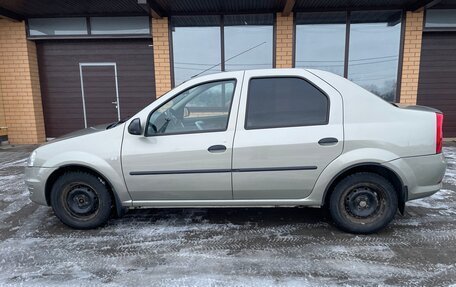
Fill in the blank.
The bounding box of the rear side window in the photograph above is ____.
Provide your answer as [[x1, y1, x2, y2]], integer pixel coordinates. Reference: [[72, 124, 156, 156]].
[[245, 77, 329, 129]]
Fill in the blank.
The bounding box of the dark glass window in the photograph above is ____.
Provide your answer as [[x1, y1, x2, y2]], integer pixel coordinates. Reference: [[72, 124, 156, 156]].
[[172, 16, 221, 86], [224, 14, 273, 71], [171, 15, 273, 85], [90, 17, 149, 35], [348, 11, 402, 102], [28, 17, 150, 37], [295, 12, 346, 76], [246, 77, 328, 129], [425, 9, 456, 28], [28, 18, 88, 36]]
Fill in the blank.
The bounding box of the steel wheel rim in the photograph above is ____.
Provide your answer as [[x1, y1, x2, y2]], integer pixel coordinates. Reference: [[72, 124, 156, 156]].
[[340, 183, 387, 224], [62, 182, 100, 220]]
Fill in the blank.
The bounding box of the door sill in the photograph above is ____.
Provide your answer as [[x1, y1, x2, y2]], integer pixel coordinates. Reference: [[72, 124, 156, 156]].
[[125, 198, 321, 209]]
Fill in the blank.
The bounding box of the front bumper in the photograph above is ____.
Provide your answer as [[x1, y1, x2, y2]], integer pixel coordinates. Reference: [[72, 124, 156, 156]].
[[25, 166, 57, 206]]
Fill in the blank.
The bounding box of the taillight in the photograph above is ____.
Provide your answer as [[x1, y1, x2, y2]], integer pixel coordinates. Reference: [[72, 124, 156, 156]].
[[436, 113, 443, 154]]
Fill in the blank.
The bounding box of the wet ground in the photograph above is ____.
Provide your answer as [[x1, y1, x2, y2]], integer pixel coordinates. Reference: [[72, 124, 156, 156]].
[[0, 144, 455, 286]]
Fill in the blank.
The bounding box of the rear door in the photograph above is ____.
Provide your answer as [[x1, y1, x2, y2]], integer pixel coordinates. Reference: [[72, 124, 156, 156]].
[[232, 69, 343, 199]]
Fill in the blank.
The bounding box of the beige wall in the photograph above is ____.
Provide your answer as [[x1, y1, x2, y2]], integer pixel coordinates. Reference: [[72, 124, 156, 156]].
[[151, 17, 172, 98], [275, 13, 294, 68], [0, 19, 45, 144], [399, 11, 424, 105]]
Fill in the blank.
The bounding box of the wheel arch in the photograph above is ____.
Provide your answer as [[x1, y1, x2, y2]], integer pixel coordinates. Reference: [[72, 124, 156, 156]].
[[45, 164, 124, 217], [322, 162, 407, 214]]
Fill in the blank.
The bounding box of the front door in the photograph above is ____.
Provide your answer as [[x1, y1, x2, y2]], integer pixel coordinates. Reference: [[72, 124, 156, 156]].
[[79, 63, 120, 127], [121, 76, 242, 201], [232, 70, 344, 200]]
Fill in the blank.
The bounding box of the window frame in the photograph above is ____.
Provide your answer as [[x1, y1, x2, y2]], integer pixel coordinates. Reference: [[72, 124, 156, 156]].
[[145, 78, 237, 137], [244, 76, 330, 131]]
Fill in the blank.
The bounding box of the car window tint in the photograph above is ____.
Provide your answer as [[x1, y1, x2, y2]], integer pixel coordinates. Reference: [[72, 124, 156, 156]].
[[245, 77, 329, 129], [147, 80, 236, 136]]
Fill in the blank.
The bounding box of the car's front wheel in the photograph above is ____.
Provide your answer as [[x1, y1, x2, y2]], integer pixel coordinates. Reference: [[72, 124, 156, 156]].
[[329, 172, 398, 234], [50, 172, 112, 229]]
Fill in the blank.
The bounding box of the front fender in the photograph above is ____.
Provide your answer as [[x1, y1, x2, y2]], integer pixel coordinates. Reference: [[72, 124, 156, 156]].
[[305, 148, 401, 205], [41, 151, 132, 204]]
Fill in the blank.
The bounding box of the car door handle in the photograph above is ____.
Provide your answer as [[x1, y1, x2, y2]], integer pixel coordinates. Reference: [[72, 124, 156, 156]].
[[318, 137, 338, 145], [208, 145, 227, 153]]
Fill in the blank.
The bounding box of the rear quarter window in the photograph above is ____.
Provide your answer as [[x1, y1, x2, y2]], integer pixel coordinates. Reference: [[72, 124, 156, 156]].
[[245, 77, 329, 129]]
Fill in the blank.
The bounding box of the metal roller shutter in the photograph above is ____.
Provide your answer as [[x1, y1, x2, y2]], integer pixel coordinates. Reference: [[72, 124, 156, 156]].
[[36, 39, 156, 138], [417, 32, 456, 137]]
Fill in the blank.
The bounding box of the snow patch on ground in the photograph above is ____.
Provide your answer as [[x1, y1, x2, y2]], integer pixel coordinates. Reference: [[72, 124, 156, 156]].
[[407, 189, 455, 211], [0, 158, 30, 225], [443, 146, 456, 185]]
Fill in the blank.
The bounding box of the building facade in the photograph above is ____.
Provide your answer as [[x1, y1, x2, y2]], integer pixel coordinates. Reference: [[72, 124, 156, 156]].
[[0, 0, 455, 143]]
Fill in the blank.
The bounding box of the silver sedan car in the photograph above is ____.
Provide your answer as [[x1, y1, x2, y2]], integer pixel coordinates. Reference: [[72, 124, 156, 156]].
[[25, 69, 446, 234]]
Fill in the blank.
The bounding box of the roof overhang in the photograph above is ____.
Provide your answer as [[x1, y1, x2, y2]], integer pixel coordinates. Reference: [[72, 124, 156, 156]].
[[0, 0, 448, 20]]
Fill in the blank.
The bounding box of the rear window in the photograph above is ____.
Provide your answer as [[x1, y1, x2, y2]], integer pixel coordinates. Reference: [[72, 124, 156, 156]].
[[245, 77, 329, 129]]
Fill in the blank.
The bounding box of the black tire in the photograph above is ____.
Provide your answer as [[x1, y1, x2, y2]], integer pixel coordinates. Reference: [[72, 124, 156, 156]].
[[329, 172, 398, 234], [50, 172, 112, 229]]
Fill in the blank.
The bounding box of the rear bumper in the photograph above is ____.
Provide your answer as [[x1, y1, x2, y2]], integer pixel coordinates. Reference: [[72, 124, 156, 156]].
[[385, 153, 446, 201], [25, 166, 57, 206]]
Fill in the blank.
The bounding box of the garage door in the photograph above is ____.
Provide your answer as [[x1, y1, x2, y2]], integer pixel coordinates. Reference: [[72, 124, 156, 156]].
[[417, 32, 456, 137], [37, 39, 156, 138]]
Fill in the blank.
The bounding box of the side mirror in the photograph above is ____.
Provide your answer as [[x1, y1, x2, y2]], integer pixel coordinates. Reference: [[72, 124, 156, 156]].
[[128, 118, 142, 135]]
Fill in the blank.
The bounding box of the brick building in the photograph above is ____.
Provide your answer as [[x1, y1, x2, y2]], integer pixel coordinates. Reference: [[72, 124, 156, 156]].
[[0, 0, 455, 144]]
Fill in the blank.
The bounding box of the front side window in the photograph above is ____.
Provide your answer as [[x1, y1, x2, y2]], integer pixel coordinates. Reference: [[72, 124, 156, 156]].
[[147, 80, 236, 136], [245, 77, 329, 130]]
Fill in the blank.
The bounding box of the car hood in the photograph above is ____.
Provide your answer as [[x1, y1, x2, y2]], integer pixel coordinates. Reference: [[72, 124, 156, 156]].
[[44, 124, 112, 144]]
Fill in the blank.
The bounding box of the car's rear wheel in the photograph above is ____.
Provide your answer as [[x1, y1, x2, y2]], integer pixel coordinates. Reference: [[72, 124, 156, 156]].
[[50, 172, 112, 229], [329, 172, 398, 234]]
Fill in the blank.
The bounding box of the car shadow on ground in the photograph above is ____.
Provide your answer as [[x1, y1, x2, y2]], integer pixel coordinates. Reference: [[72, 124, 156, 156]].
[[121, 206, 332, 226]]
